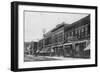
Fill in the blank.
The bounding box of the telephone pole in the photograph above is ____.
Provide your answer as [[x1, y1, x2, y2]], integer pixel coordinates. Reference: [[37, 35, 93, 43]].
[[42, 28, 46, 49]]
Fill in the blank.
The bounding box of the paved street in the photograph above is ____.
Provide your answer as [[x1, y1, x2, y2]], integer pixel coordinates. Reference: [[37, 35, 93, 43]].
[[24, 55, 60, 62], [24, 55, 85, 62]]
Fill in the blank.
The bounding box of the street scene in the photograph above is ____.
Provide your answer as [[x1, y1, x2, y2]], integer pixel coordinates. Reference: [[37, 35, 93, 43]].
[[24, 11, 90, 62]]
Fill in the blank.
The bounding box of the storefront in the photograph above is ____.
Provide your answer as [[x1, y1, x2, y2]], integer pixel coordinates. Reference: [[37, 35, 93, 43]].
[[63, 40, 90, 58], [51, 45, 64, 56], [74, 40, 90, 58], [63, 43, 74, 57]]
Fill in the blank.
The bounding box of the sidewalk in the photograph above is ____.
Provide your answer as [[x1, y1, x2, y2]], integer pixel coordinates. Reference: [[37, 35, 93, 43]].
[[43, 56, 84, 60], [25, 55, 86, 61]]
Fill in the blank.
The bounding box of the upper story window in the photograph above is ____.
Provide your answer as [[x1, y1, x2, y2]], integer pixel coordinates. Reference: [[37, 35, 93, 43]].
[[72, 31, 73, 36], [85, 27, 87, 31], [82, 28, 84, 32], [75, 30, 77, 34], [78, 29, 80, 35]]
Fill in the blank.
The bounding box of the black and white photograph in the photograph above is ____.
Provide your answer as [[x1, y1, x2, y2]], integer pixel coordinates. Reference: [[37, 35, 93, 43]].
[[24, 11, 91, 62], [11, 1, 97, 71]]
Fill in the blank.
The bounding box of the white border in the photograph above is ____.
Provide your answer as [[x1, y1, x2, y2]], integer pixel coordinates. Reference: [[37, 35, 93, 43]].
[[18, 5, 96, 68]]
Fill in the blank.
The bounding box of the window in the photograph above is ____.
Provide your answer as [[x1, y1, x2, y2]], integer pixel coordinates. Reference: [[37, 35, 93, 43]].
[[82, 28, 84, 32], [85, 27, 87, 31], [75, 30, 77, 34], [72, 31, 73, 36], [78, 30, 80, 35], [70, 32, 72, 36], [67, 33, 70, 37]]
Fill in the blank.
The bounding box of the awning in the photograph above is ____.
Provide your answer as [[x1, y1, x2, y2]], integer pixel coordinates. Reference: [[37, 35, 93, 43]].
[[75, 40, 89, 44], [64, 40, 89, 46], [84, 44, 90, 51], [64, 43, 72, 45], [40, 47, 52, 53]]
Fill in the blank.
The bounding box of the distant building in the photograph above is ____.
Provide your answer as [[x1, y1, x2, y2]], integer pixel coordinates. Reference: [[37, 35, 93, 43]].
[[44, 31, 52, 46], [24, 41, 38, 55], [30, 41, 38, 54], [37, 39, 44, 52], [24, 42, 31, 55]]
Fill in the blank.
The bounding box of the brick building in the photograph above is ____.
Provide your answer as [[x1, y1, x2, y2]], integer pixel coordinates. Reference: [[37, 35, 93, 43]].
[[64, 15, 90, 43], [38, 15, 90, 58], [30, 41, 38, 55], [24, 41, 38, 55], [64, 15, 90, 57], [37, 39, 44, 52], [51, 22, 69, 56]]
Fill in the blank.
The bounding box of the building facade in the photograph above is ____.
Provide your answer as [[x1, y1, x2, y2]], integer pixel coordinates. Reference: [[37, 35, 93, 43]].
[[51, 23, 65, 45], [41, 31, 52, 54], [30, 41, 38, 55], [37, 39, 44, 52], [37, 15, 90, 58], [51, 23, 67, 56], [64, 15, 90, 57], [24, 41, 38, 55], [24, 42, 31, 55], [64, 15, 90, 43]]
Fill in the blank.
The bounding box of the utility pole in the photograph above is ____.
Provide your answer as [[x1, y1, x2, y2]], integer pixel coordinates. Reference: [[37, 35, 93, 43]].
[[42, 28, 46, 49]]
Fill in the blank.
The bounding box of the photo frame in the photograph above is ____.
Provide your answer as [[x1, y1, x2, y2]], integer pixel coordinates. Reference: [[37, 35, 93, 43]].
[[11, 1, 98, 72]]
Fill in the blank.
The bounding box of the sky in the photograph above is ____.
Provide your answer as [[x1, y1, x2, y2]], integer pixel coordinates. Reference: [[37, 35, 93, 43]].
[[24, 11, 89, 42]]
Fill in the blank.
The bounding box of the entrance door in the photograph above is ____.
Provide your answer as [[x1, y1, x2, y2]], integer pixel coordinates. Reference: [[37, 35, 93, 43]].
[[64, 45, 73, 57]]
